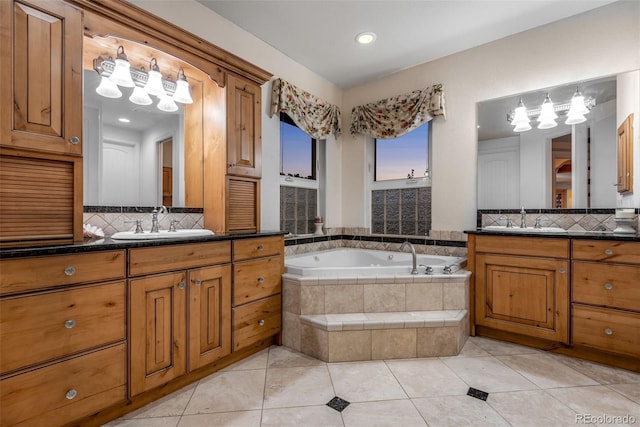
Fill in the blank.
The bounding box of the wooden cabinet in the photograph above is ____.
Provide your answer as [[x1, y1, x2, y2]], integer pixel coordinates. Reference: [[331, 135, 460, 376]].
[[128, 241, 232, 396], [617, 113, 634, 193], [226, 74, 262, 178], [571, 239, 640, 358], [0, 250, 127, 426], [471, 235, 569, 343], [0, 0, 84, 244], [232, 236, 283, 351]]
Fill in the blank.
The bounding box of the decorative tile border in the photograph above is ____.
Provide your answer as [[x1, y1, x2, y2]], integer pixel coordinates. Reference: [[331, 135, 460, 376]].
[[83, 211, 204, 236]]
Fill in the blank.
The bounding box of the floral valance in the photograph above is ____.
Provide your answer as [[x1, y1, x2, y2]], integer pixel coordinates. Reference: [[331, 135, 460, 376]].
[[350, 84, 445, 139], [270, 78, 341, 139]]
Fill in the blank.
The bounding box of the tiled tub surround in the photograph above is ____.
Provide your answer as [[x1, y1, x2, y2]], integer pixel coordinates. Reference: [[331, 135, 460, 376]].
[[478, 208, 640, 232], [83, 206, 204, 236], [282, 265, 470, 362]]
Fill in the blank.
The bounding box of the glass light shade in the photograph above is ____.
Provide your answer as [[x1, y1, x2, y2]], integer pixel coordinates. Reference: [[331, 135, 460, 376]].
[[565, 112, 587, 125], [157, 93, 178, 112], [96, 76, 122, 98], [109, 58, 135, 87], [172, 78, 193, 104], [129, 86, 153, 106], [145, 69, 165, 97], [537, 95, 557, 129], [513, 121, 532, 132], [510, 99, 530, 127]]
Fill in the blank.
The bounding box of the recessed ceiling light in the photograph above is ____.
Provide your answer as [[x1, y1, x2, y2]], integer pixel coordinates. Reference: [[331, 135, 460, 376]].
[[355, 32, 376, 45], [118, 117, 130, 123]]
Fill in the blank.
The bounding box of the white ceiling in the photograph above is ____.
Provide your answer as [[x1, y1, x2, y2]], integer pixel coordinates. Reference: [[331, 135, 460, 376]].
[[195, 0, 616, 89]]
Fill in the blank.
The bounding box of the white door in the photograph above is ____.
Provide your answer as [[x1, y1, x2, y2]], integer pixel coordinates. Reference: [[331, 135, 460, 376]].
[[102, 140, 140, 205]]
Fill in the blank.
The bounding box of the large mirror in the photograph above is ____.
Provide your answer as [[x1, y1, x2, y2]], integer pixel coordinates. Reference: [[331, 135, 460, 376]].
[[476, 74, 629, 209], [82, 36, 207, 209]]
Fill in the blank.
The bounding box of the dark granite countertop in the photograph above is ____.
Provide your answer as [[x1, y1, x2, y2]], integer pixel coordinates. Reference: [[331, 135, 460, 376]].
[[0, 231, 287, 259], [465, 228, 640, 242]]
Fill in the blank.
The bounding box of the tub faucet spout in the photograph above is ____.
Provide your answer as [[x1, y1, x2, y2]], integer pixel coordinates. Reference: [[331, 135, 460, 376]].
[[400, 241, 419, 275]]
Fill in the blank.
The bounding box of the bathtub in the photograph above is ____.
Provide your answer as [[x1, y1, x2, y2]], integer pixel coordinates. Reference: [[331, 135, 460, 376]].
[[285, 247, 465, 277]]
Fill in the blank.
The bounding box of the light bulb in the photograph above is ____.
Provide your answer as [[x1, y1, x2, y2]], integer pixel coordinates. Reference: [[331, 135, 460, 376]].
[[96, 76, 122, 98]]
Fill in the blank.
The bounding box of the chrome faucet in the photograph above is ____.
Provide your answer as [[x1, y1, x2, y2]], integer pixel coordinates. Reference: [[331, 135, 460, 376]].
[[150, 206, 167, 233], [400, 241, 419, 275], [419, 264, 434, 275], [520, 206, 527, 228]]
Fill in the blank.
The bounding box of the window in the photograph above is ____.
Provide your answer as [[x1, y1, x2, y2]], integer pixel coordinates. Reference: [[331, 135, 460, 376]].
[[280, 112, 316, 180], [375, 122, 429, 181]]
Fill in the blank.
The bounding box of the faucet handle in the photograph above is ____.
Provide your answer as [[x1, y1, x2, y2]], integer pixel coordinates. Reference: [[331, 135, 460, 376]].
[[534, 217, 542, 229], [419, 264, 434, 275], [169, 219, 179, 232], [443, 265, 453, 274], [124, 219, 144, 234]]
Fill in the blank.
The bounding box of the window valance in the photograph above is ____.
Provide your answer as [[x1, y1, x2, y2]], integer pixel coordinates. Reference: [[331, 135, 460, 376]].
[[350, 84, 445, 139], [270, 78, 341, 139]]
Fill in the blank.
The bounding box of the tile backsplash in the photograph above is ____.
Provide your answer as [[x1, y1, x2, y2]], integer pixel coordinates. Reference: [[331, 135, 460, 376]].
[[83, 206, 204, 236]]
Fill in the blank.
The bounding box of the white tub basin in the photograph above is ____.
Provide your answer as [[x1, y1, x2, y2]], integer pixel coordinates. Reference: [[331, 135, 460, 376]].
[[482, 225, 567, 233], [110, 229, 214, 240]]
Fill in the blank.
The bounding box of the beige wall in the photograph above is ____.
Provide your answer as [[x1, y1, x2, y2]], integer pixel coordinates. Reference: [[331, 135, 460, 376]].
[[132, 0, 640, 233]]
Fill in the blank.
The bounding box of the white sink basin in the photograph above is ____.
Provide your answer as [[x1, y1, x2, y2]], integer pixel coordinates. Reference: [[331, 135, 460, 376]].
[[110, 229, 215, 240], [482, 225, 567, 233]]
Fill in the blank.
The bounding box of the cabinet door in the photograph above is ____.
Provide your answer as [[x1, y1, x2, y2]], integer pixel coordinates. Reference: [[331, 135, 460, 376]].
[[130, 272, 187, 396], [475, 253, 569, 343], [1, 0, 83, 155], [188, 265, 232, 371], [227, 74, 261, 178]]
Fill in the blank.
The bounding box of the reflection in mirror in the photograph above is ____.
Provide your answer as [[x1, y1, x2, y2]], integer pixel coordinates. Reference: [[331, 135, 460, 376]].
[[477, 75, 619, 209], [82, 36, 205, 209]]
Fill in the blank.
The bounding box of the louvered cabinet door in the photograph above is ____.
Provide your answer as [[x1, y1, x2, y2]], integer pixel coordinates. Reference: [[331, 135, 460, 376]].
[[226, 176, 260, 233]]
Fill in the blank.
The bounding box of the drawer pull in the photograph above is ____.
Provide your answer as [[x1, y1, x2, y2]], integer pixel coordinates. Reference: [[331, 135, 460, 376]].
[[178, 282, 186, 289], [558, 268, 566, 274], [65, 389, 77, 400], [258, 319, 265, 326], [604, 248, 613, 255], [194, 279, 202, 286], [64, 319, 76, 329], [604, 282, 613, 290], [257, 245, 264, 251], [257, 277, 265, 283], [604, 328, 613, 336], [64, 266, 76, 276], [69, 136, 80, 145]]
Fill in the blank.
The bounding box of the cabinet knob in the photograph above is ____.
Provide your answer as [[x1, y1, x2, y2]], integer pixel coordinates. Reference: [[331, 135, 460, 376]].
[[258, 319, 265, 326], [257, 276, 265, 283], [604, 248, 613, 255], [257, 245, 264, 251], [64, 319, 76, 329], [604, 328, 613, 336], [604, 282, 613, 290], [65, 389, 77, 400], [64, 266, 76, 276], [194, 279, 202, 286], [178, 282, 186, 289], [69, 136, 80, 145], [558, 268, 566, 274]]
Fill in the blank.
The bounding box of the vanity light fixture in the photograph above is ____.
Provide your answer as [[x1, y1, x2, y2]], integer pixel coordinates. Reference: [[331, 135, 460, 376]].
[[157, 91, 179, 112], [118, 117, 130, 123], [144, 58, 166, 98], [508, 90, 595, 132], [355, 31, 376, 45], [109, 46, 135, 88], [537, 93, 558, 129], [172, 68, 193, 104], [95, 74, 122, 98]]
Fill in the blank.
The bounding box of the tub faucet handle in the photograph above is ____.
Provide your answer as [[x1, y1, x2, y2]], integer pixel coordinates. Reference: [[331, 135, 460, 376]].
[[419, 264, 434, 275], [443, 265, 453, 274]]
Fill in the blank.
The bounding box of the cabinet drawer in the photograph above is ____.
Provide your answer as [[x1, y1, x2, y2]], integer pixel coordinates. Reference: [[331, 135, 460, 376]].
[[475, 235, 568, 259], [573, 305, 640, 357], [234, 256, 282, 305], [572, 240, 640, 264], [233, 295, 281, 350], [233, 236, 283, 261], [572, 262, 640, 312], [129, 241, 231, 276], [0, 250, 125, 295], [0, 344, 126, 427], [1, 281, 126, 374]]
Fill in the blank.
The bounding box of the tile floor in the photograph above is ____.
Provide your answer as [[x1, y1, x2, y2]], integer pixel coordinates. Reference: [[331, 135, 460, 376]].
[[105, 336, 640, 427]]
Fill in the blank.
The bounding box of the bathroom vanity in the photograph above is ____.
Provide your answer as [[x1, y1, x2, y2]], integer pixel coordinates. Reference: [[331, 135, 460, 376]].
[[467, 230, 640, 372], [0, 233, 284, 426]]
